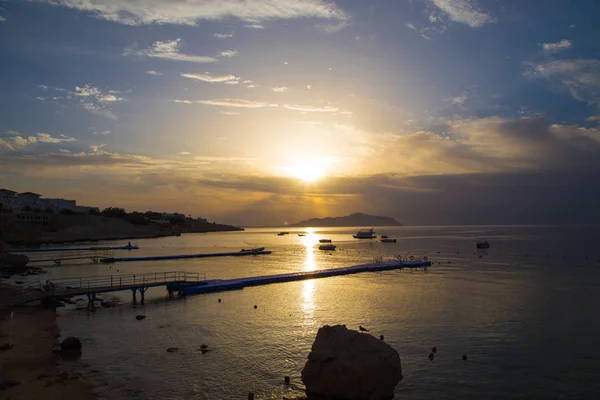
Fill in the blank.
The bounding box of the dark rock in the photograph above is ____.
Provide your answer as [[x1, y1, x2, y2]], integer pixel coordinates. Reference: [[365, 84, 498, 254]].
[[0, 380, 21, 390], [0, 343, 14, 351], [15, 280, 25, 284], [60, 336, 82, 355], [55, 301, 66, 308], [135, 315, 146, 320], [302, 324, 402, 400], [166, 347, 178, 353], [100, 300, 117, 308]]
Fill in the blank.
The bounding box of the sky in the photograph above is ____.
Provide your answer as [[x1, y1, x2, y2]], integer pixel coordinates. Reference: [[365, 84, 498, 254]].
[[1, 0, 600, 226]]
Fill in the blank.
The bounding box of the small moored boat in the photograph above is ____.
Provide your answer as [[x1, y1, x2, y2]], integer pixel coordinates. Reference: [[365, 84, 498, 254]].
[[298, 233, 306, 237], [381, 235, 389, 239], [319, 244, 337, 251], [353, 228, 377, 239], [319, 239, 332, 243], [381, 238, 396, 243], [475, 241, 490, 249]]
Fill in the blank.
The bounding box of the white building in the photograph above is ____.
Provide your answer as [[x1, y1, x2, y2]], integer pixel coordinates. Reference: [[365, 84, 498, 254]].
[[45, 198, 77, 213], [0, 188, 93, 214]]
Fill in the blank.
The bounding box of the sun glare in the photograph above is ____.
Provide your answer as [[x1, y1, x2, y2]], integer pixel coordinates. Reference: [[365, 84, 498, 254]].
[[281, 157, 336, 182]]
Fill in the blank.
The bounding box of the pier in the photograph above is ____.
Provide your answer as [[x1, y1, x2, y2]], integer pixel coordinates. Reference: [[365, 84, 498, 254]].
[[0, 271, 203, 309], [0, 259, 430, 310], [26, 250, 114, 266], [183, 259, 431, 294], [9, 245, 139, 253], [100, 249, 272, 263]]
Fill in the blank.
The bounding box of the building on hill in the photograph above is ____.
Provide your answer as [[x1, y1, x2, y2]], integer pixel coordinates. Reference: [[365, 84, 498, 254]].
[[0, 188, 95, 214]]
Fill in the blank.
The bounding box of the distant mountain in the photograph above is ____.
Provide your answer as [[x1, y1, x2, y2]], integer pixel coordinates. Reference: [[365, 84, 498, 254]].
[[289, 213, 403, 227]]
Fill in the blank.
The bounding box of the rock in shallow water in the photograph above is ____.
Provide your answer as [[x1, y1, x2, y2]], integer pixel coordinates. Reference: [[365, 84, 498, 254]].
[[301, 324, 402, 400], [60, 337, 82, 356]]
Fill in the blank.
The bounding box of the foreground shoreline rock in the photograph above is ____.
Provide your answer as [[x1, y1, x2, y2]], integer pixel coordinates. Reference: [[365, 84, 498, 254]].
[[301, 325, 403, 400]]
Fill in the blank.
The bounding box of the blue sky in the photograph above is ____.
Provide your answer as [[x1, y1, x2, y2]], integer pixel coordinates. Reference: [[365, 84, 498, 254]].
[[1, 0, 600, 225]]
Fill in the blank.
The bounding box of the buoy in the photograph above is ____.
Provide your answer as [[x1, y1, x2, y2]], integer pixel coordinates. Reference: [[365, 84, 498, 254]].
[[432, 346, 437, 353], [380, 335, 384, 341], [218, 298, 221, 303], [254, 305, 257, 309], [462, 354, 468, 361], [248, 392, 254, 400], [284, 376, 290, 384], [428, 352, 434, 361]]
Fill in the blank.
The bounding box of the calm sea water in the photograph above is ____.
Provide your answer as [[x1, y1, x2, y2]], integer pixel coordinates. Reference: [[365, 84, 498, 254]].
[[31, 226, 600, 399]]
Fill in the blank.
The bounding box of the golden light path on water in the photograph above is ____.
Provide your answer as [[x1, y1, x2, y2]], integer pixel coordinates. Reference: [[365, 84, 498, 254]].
[[301, 228, 318, 332]]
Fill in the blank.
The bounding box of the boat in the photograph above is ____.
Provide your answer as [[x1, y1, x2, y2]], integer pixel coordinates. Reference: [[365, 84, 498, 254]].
[[475, 241, 490, 249], [240, 247, 265, 253], [353, 228, 376, 239], [298, 233, 306, 237], [318, 244, 337, 251], [277, 232, 289, 236], [381, 235, 389, 239], [381, 238, 396, 243], [319, 239, 332, 243]]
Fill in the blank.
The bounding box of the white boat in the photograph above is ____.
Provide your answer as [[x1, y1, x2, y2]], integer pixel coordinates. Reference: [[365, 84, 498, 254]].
[[319, 239, 332, 243], [475, 241, 490, 249], [240, 247, 265, 253], [319, 244, 336, 251], [381, 238, 396, 243], [353, 228, 376, 239]]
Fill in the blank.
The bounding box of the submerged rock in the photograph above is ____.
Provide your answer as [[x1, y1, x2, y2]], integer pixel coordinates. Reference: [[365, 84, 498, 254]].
[[135, 315, 146, 320], [166, 347, 178, 353], [301, 324, 402, 400], [60, 336, 82, 356]]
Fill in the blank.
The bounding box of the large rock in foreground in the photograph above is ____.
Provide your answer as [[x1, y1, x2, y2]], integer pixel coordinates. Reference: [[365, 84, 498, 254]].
[[60, 336, 82, 356], [301, 325, 402, 400]]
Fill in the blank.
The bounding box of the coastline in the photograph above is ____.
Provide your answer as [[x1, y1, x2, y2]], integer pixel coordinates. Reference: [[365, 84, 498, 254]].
[[0, 289, 96, 399]]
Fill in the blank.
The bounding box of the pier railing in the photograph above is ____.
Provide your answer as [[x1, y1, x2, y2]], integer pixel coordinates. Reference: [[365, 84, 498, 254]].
[[45, 271, 204, 293]]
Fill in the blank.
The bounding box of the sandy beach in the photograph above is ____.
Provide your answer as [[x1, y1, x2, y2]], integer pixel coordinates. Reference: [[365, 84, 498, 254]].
[[0, 285, 96, 400]]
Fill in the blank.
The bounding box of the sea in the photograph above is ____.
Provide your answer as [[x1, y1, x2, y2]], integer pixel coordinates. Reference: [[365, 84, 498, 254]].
[[15, 225, 600, 399]]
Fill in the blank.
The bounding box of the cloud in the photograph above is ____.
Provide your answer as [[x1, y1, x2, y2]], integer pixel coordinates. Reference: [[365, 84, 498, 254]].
[[181, 72, 240, 84], [307, 85, 312, 89], [194, 156, 259, 162], [221, 111, 240, 115], [89, 144, 106, 153], [527, 59, 600, 104], [178, 151, 191, 155], [38, 85, 48, 90], [40, 0, 347, 26], [82, 103, 117, 120], [429, 0, 495, 28], [214, 33, 234, 38], [127, 39, 217, 63], [0, 133, 76, 151], [196, 99, 272, 108], [219, 50, 238, 57], [272, 86, 288, 93], [170, 100, 194, 104], [246, 24, 265, 29], [284, 104, 338, 112], [37, 133, 77, 143], [93, 130, 111, 135], [247, 85, 257, 89], [540, 39, 572, 54], [146, 70, 163, 75], [317, 21, 349, 33]]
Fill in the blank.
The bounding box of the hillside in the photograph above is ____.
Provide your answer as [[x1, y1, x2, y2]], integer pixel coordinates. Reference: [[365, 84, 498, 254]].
[[289, 213, 403, 227]]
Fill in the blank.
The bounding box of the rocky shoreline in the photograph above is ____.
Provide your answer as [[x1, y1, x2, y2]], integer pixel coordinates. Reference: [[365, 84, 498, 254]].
[[0, 285, 97, 400]]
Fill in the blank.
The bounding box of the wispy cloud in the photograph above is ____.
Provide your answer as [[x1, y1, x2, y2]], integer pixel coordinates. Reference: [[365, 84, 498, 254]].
[[194, 156, 260, 162], [429, 0, 495, 28], [196, 99, 272, 108], [540, 39, 572, 54], [146, 70, 163, 75], [272, 86, 288, 93], [246, 24, 266, 29], [93, 130, 111, 135], [82, 103, 117, 120], [284, 104, 338, 112], [40, 0, 347, 26], [219, 50, 238, 58], [527, 59, 600, 104], [221, 111, 240, 115], [37, 133, 77, 144], [126, 39, 217, 63], [178, 151, 191, 155], [74, 85, 124, 102], [181, 73, 240, 84], [214, 33, 234, 39], [89, 144, 106, 154]]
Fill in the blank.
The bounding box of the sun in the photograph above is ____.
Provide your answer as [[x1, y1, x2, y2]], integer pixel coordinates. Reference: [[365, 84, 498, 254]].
[[289, 164, 326, 182]]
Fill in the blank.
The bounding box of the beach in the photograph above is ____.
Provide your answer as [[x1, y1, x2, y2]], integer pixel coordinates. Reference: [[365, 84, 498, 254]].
[[0, 285, 96, 400]]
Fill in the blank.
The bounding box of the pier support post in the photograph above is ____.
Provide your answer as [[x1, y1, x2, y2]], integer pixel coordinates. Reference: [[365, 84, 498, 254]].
[[138, 287, 148, 304], [86, 293, 96, 310], [132, 289, 137, 304], [166, 284, 174, 299]]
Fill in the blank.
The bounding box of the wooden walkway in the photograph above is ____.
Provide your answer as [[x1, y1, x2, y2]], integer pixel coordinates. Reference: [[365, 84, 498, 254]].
[[0, 271, 203, 309]]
